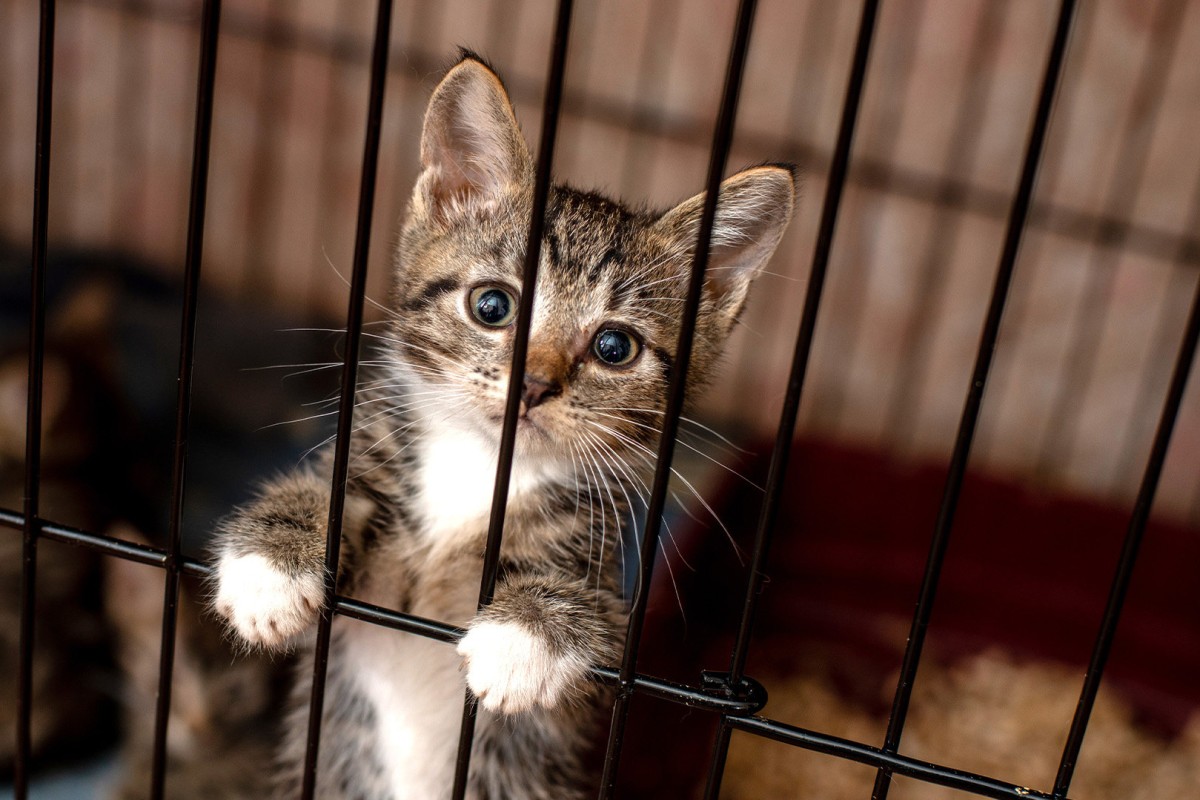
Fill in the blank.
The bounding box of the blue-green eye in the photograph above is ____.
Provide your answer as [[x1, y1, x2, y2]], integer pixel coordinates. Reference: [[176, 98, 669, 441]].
[[469, 286, 517, 327], [593, 328, 640, 367]]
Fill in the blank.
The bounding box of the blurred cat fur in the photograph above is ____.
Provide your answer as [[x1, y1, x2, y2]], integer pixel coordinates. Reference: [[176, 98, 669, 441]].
[[210, 51, 796, 799], [0, 280, 131, 775], [104, 525, 289, 800]]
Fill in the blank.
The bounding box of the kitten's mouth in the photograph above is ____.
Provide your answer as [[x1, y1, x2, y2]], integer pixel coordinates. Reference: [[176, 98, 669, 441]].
[[486, 411, 547, 438]]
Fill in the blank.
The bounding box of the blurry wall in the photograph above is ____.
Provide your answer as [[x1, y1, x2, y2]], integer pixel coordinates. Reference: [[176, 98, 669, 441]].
[[1, 0, 1197, 525]]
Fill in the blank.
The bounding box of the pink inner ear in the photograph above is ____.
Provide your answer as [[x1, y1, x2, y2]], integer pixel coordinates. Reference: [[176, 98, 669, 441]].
[[417, 63, 531, 222]]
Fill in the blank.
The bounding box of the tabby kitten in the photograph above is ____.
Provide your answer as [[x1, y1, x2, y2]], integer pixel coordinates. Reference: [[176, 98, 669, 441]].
[[211, 52, 795, 800]]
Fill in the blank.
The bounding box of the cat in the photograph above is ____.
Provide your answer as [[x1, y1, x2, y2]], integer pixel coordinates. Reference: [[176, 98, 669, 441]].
[[210, 51, 795, 800], [0, 278, 130, 778], [104, 525, 289, 800]]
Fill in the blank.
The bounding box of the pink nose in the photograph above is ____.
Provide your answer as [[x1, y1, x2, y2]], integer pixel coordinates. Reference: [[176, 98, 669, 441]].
[[521, 376, 562, 411]]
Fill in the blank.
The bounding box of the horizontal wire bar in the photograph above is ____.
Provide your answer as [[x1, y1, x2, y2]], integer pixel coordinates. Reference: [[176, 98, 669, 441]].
[[64, 0, 1200, 273], [872, 2, 1078, 797], [0, 513, 768, 718], [0, 507, 1142, 799], [728, 715, 1066, 800]]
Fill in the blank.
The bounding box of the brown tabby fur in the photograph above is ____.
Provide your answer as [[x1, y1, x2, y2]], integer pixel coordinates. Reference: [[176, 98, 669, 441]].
[[210, 51, 795, 799]]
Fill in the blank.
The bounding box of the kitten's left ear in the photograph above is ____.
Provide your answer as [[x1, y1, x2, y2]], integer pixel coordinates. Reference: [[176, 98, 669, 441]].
[[413, 52, 533, 225], [655, 165, 797, 320]]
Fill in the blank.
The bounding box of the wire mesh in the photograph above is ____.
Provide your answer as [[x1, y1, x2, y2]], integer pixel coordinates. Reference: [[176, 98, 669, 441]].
[[5, 1, 1200, 799]]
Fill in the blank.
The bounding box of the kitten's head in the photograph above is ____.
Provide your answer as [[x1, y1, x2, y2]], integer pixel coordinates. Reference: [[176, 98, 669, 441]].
[[389, 52, 795, 466]]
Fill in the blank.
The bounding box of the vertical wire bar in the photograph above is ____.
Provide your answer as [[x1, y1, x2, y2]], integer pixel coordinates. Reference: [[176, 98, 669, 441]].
[[14, 2, 55, 797], [1033, 0, 1186, 483], [149, 2, 222, 797], [596, 1, 760, 795], [1051, 277, 1200, 796], [449, 4, 575, 795], [869, 3, 1077, 798], [299, 1, 392, 796], [700, 1, 881, 796]]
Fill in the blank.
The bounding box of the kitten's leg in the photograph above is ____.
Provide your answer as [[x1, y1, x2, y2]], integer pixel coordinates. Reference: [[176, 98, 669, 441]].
[[212, 471, 373, 649], [457, 575, 623, 714]]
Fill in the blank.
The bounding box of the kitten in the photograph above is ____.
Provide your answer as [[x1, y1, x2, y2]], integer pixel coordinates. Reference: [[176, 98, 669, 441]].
[[104, 525, 288, 800], [211, 51, 795, 800]]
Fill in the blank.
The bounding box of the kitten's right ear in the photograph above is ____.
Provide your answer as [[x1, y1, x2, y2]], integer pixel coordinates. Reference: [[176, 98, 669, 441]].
[[414, 53, 533, 225]]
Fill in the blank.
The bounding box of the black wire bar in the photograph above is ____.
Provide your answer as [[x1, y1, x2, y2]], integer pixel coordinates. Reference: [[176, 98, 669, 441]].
[[596, 1, 760, 795], [701, 0, 880, 796], [730, 715, 1060, 800], [2, 502, 1155, 800], [1051, 275, 1200, 795], [0, 505, 771, 720], [449, 3, 574, 796], [14, 2, 56, 798], [148, 2, 222, 797], [298, 1, 391, 797], [871, 2, 1077, 798]]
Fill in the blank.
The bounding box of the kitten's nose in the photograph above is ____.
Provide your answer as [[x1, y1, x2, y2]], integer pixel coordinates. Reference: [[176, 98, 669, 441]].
[[521, 375, 562, 412]]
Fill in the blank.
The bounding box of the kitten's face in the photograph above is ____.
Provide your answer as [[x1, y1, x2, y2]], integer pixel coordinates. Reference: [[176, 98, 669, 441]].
[[386, 55, 795, 469], [390, 188, 701, 464]]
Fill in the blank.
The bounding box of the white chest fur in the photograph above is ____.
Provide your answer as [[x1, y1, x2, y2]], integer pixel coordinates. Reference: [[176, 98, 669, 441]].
[[334, 423, 570, 798], [412, 423, 566, 545]]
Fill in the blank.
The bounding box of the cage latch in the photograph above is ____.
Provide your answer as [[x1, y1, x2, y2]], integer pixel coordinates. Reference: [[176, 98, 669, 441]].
[[701, 670, 768, 716]]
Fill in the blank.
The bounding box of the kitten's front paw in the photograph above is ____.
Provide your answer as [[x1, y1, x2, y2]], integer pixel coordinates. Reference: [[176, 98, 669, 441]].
[[213, 553, 324, 649], [456, 620, 588, 714]]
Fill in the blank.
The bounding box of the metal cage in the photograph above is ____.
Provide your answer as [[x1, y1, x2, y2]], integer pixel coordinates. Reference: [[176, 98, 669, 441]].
[[6, 1, 1200, 799]]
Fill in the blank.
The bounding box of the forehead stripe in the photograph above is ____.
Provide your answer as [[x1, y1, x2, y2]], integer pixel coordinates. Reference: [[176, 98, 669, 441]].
[[402, 277, 460, 311], [590, 246, 623, 284]]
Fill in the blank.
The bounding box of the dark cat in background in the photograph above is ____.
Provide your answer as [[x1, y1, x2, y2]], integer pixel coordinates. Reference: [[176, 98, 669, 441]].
[[0, 279, 131, 777]]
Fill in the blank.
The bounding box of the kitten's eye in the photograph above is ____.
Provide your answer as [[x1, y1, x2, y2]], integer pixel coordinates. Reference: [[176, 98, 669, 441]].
[[469, 286, 517, 328], [593, 328, 640, 367]]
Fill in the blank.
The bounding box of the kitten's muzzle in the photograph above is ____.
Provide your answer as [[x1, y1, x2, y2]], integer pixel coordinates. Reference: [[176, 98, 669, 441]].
[[520, 375, 562, 414]]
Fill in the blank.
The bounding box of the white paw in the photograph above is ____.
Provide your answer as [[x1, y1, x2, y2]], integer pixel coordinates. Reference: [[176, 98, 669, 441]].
[[456, 620, 587, 714], [213, 553, 324, 648]]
